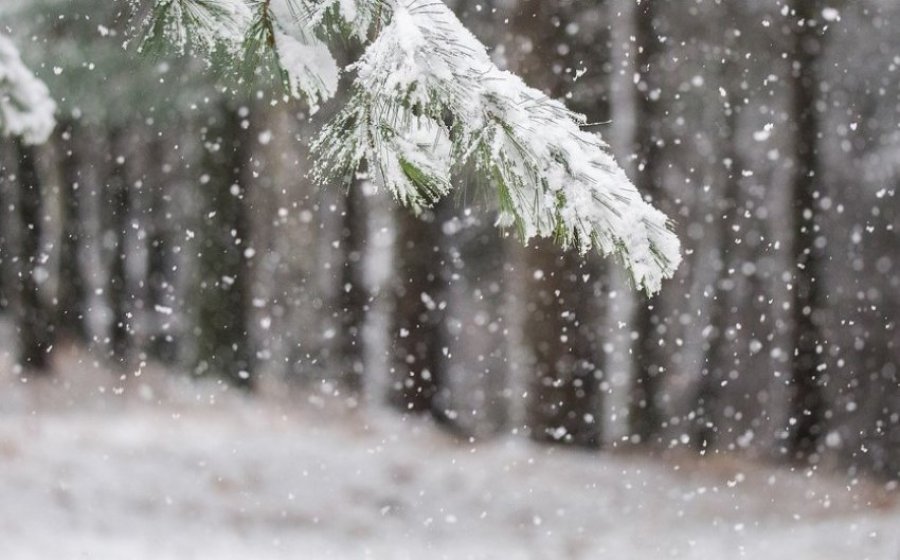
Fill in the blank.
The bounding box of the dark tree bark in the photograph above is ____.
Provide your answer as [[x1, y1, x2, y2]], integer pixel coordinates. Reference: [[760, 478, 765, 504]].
[[694, 126, 742, 451], [524, 243, 605, 448], [442, 211, 510, 437], [106, 129, 133, 366], [786, 0, 829, 461], [195, 108, 255, 389], [504, 0, 609, 448], [693, 24, 746, 452], [144, 141, 179, 364], [336, 182, 368, 392], [628, 0, 671, 445], [0, 152, 10, 313], [389, 207, 445, 414], [55, 123, 89, 343], [12, 140, 54, 372]]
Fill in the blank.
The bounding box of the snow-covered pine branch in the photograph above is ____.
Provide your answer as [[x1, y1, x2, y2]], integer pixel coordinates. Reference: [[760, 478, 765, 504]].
[[0, 34, 56, 145], [133, 0, 682, 293]]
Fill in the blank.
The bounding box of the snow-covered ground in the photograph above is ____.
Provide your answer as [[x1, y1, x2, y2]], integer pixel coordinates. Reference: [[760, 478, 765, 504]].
[[0, 346, 898, 560]]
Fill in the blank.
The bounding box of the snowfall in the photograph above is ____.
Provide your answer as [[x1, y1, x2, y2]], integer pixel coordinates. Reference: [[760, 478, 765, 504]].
[[1, 336, 898, 559]]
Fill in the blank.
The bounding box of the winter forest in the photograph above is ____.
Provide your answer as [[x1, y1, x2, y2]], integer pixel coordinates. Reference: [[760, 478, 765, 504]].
[[0, 0, 899, 557]]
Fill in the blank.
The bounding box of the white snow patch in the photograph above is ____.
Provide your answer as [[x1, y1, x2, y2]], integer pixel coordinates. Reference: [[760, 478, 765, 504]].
[[0, 34, 56, 144], [0, 341, 897, 559]]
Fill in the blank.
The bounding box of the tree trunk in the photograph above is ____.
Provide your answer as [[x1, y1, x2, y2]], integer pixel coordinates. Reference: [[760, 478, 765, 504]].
[[389, 207, 445, 414], [0, 150, 10, 313], [629, 0, 670, 445], [13, 140, 54, 372], [502, 0, 610, 448], [195, 108, 255, 389], [336, 182, 368, 393], [786, 0, 828, 461], [144, 139, 179, 364], [524, 242, 605, 448], [105, 129, 133, 366], [55, 122, 89, 342], [693, 25, 746, 452], [695, 124, 743, 451]]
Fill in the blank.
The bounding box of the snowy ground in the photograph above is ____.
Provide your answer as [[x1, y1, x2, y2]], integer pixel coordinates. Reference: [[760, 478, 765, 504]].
[[1, 346, 899, 559]]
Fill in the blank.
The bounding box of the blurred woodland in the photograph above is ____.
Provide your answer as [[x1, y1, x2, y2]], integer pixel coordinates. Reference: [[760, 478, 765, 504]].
[[0, 0, 898, 480]]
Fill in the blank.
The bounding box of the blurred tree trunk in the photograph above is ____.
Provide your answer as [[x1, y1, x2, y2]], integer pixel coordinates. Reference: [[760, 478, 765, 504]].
[[863, 198, 900, 476], [195, 107, 255, 389], [524, 244, 604, 447], [629, 0, 669, 444], [442, 211, 510, 437], [504, 0, 608, 448], [55, 122, 89, 342], [384, 0, 494, 422], [389, 207, 445, 414], [0, 152, 10, 313], [786, 0, 828, 461], [13, 140, 54, 372], [144, 140, 178, 364], [693, 26, 745, 452], [694, 133, 740, 452], [336, 182, 368, 393], [106, 128, 133, 366]]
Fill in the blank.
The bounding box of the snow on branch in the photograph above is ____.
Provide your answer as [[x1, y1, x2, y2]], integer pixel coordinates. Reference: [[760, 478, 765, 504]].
[[315, 0, 681, 292], [245, 0, 340, 112], [133, 0, 682, 293], [135, 0, 342, 110], [137, 0, 252, 55], [0, 34, 56, 145]]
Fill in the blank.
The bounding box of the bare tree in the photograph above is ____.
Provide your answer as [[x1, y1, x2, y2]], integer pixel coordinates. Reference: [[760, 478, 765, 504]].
[[629, 0, 670, 444], [0, 149, 11, 314], [786, 0, 830, 461], [693, 16, 747, 452], [389, 207, 445, 414], [105, 128, 134, 365], [54, 122, 89, 342], [144, 139, 180, 363], [194, 106, 255, 389], [335, 183, 369, 392], [503, 0, 609, 448], [12, 140, 54, 372]]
